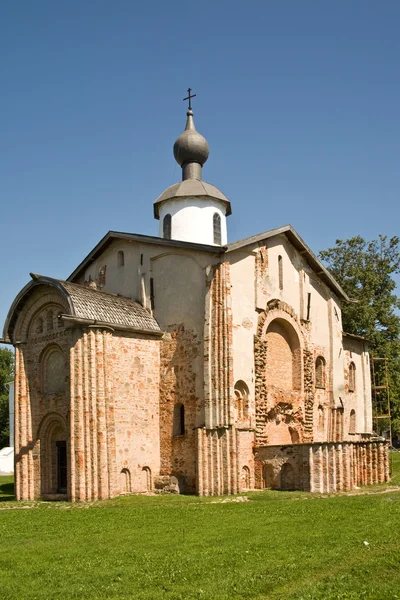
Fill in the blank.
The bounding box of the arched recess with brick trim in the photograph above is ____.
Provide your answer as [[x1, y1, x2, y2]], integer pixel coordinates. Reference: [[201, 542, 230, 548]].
[[254, 300, 308, 446], [36, 412, 69, 497]]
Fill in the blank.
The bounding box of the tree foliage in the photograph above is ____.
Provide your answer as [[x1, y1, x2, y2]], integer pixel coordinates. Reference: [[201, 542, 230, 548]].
[[0, 347, 14, 448], [319, 235, 400, 434]]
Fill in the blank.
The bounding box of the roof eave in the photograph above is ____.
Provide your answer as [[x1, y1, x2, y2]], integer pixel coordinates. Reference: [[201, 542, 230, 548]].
[[153, 195, 232, 219], [2, 275, 75, 343], [343, 331, 370, 344], [60, 314, 163, 338], [67, 231, 225, 282], [226, 225, 349, 302]]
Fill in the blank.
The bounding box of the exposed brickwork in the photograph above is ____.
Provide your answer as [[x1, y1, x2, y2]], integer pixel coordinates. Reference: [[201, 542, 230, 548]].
[[254, 300, 307, 446], [159, 325, 201, 494], [303, 348, 315, 442], [201, 262, 238, 496], [255, 246, 268, 310], [8, 240, 384, 501], [106, 333, 160, 496], [12, 285, 161, 501], [13, 289, 72, 501], [255, 441, 389, 492], [254, 335, 268, 445]]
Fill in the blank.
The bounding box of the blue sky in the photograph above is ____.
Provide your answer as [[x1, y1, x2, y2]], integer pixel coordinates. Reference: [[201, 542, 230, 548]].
[[1, 0, 399, 337]]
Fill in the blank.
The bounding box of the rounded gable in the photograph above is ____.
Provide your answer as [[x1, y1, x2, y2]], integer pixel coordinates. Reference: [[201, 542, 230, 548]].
[[3, 275, 161, 343]]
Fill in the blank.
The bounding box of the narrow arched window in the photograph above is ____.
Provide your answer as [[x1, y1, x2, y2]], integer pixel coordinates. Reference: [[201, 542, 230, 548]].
[[142, 466, 152, 491], [234, 380, 250, 420], [117, 250, 124, 267], [315, 356, 326, 389], [278, 255, 283, 290], [46, 310, 53, 332], [173, 403, 185, 436], [241, 466, 250, 490], [318, 405, 324, 430], [163, 214, 172, 239], [213, 213, 221, 245], [349, 362, 356, 392], [349, 410, 356, 434], [36, 317, 44, 334]]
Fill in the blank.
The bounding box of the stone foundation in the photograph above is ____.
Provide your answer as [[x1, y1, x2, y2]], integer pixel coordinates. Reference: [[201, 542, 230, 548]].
[[255, 441, 390, 493]]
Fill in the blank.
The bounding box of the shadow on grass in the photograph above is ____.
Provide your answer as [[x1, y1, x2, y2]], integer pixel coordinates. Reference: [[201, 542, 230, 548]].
[[0, 481, 15, 501]]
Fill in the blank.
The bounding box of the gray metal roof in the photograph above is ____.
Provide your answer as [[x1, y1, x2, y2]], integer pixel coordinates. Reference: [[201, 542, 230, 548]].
[[153, 179, 232, 218], [3, 275, 161, 343], [60, 280, 160, 332]]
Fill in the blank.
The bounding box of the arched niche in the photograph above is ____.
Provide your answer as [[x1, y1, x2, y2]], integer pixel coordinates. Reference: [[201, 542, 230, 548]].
[[40, 345, 65, 395], [265, 318, 302, 392], [318, 405, 325, 436], [120, 468, 131, 493], [142, 466, 152, 492], [315, 356, 326, 389], [25, 299, 68, 340], [234, 380, 250, 420], [349, 409, 356, 434], [241, 465, 250, 490], [280, 463, 295, 490], [262, 463, 275, 489]]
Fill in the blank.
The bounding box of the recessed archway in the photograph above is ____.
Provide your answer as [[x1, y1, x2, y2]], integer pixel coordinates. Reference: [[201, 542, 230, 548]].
[[37, 413, 68, 497], [265, 318, 301, 392]]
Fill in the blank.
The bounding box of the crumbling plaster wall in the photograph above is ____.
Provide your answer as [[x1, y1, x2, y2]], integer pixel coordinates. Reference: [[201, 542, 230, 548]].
[[151, 250, 220, 493], [76, 239, 224, 493], [228, 251, 257, 424], [343, 336, 372, 437], [227, 236, 361, 452], [79, 240, 142, 300]]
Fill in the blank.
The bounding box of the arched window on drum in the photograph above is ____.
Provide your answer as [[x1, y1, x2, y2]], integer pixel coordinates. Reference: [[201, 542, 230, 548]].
[[213, 213, 221, 245], [163, 214, 172, 240]]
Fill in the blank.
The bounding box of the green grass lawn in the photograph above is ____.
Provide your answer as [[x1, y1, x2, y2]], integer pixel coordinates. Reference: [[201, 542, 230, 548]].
[[0, 454, 400, 600]]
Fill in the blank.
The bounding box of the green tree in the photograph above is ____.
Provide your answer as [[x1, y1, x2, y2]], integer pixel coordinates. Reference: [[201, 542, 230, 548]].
[[0, 347, 14, 448], [319, 235, 400, 434]]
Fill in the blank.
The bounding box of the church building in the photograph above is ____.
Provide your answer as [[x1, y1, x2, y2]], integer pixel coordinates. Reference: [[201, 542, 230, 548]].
[[3, 95, 389, 500]]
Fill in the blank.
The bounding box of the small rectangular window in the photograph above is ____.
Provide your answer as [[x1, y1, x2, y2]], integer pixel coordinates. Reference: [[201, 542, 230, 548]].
[[150, 278, 155, 310]]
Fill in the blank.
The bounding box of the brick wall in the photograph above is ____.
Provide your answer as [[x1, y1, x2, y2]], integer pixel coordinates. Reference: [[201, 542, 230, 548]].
[[159, 325, 201, 494], [109, 333, 160, 495], [13, 287, 72, 500], [254, 441, 390, 492]]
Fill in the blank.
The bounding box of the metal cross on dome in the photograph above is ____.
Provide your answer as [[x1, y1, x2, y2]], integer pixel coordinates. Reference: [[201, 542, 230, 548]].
[[183, 88, 196, 110]]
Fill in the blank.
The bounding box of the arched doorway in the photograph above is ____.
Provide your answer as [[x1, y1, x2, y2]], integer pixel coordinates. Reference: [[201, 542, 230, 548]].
[[38, 413, 68, 496], [241, 466, 250, 490], [280, 463, 295, 490], [262, 463, 275, 489]]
